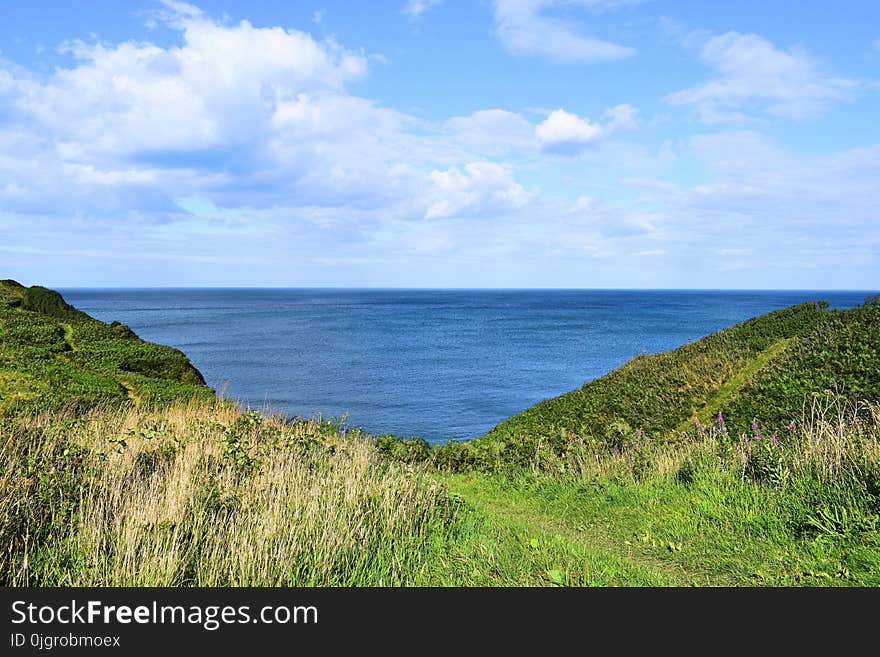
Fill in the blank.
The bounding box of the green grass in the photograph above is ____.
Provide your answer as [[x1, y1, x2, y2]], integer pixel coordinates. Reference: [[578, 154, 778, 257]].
[[5, 395, 876, 586], [432, 473, 688, 586], [2, 281, 878, 587], [442, 463, 880, 587], [0, 400, 464, 585], [722, 304, 880, 427], [439, 389, 880, 586]]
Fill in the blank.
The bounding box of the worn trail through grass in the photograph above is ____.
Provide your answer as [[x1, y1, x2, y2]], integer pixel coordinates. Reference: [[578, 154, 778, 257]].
[[61, 323, 77, 351], [441, 473, 746, 587], [685, 337, 795, 432]]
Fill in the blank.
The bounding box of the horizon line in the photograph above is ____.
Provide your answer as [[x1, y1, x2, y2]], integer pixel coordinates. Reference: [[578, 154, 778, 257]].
[[50, 285, 880, 293]]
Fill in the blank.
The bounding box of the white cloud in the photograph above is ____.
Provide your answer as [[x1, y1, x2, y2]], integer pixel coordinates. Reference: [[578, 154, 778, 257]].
[[535, 105, 637, 154], [603, 103, 639, 132], [403, 0, 443, 18], [6, 4, 562, 238], [0, 2, 640, 258], [536, 109, 604, 153], [424, 162, 532, 220], [492, 0, 635, 62], [159, 0, 203, 21], [656, 131, 880, 280], [447, 109, 536, 155], [0, 6, 414, 217], [668, 32, 856, 122], [572, 195, 598, 212], [11, 12, 368, 161], [562, 194, 658, 240]]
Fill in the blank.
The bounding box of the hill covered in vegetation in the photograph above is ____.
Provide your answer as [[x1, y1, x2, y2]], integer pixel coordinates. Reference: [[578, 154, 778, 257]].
[[0, 279, 212, 413], [428, 299, 880, 472], [1, 282, 878, 586]]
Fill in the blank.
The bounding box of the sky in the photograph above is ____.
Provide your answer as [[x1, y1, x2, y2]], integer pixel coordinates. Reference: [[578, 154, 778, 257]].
[[1, 0, 878, 288]]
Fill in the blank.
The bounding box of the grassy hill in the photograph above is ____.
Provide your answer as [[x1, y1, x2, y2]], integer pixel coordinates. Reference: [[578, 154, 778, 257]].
[[431, 299, 880, 471], [0, 279, 212, 413], [1, 282, 878, 586]]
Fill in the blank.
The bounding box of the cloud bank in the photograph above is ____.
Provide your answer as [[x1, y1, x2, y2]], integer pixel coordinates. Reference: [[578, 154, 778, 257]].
[[0, 2, 876, 289]]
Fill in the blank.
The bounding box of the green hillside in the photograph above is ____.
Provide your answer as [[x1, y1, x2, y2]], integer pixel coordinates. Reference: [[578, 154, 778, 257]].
[[0, 279, 213, 413], [2, 282, 878, 587], [434, 300, 880, 471]]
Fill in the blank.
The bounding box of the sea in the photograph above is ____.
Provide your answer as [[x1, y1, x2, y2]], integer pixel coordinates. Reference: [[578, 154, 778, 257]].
[[60, 289, 873, 443]]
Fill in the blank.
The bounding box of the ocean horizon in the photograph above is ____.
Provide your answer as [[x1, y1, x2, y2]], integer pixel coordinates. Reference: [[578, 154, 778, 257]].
[[61, 288, 875, 442]]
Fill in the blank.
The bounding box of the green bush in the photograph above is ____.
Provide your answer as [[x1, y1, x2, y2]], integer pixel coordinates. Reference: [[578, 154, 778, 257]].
[[373, 434, 432, 463]]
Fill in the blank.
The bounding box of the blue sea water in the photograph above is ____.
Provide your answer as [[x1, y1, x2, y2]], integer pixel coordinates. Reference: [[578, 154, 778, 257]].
[[60, 289, 872, 442]]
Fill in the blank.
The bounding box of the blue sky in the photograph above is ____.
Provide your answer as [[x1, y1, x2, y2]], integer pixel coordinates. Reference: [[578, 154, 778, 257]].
[[1, 0, 878, 288]]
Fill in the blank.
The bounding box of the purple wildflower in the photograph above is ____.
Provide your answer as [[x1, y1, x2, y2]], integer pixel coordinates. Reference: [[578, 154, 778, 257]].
[[717, 413, 726, 428], [770, 432, 779, 444], [751, 420, 762, 440], [611, 446, 620, 456], [787, 421, 796, 431]]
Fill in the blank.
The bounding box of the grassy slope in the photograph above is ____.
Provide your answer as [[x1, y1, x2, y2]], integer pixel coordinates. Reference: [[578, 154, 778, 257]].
[[723, 304, 880, 427], [436, 301, 879, 470], [430, 299, 880, 586], [0, 280, 213, 413], [0, 397, 685, 587], [2, 282, 878, 586]]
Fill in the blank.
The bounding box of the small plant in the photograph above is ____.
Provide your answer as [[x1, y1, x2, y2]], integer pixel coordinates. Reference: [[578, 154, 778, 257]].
[[805, 505, 879, 538], [675, 458, 698, 485], [742, 437, 790, 486], [107, 434, 128, 453]]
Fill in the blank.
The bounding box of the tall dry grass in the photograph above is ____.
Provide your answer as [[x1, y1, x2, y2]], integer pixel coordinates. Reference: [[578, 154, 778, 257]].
[[795, 394, 880, 482], [558, 393, 880, 487], [1, 399, 457, 586]]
